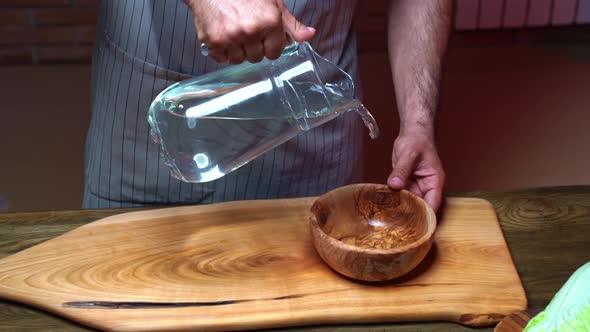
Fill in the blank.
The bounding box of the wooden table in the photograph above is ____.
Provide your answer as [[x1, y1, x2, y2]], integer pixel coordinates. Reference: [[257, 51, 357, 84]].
[[1, 186, 589, 332]]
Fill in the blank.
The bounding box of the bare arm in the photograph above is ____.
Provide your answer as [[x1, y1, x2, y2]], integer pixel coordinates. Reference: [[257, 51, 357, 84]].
[[386, 0, 452, 211], [388, 0, 451, 133]]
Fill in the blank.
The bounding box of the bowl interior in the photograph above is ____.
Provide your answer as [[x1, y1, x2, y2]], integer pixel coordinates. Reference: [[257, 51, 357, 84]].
[[312, 185, 434, 251]]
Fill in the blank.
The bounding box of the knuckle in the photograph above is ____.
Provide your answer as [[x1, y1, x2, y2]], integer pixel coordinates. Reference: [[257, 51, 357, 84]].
[[394, 162, 411, 174], [395, 167, 409, 176], [262, 12, 282, 28], [206, 35, 226, 49], [224, 24, 243, 40], [242, 21, 261, 35]]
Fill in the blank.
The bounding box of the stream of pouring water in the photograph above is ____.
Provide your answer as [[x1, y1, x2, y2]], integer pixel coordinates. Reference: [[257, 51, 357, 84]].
[[354, 103, 380, 140]]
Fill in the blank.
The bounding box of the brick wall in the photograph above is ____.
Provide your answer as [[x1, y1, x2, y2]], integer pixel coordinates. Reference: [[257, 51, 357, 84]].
[[0, 0, 391, 65], [0, 0, 98, 64], [1, 0, 589, 65]]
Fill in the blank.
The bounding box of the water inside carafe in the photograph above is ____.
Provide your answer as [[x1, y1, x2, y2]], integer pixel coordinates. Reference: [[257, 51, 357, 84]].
[[150, 80, 378, 183]]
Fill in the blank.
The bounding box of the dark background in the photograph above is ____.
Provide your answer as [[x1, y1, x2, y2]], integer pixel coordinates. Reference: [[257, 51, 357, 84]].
[[1, 0, 590, 212]]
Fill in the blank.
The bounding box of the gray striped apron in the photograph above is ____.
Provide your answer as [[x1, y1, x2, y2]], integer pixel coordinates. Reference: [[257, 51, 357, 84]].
[[83, 0, 365, 208]]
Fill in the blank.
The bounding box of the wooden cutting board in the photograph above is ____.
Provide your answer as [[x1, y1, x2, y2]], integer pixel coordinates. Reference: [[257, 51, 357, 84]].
[[0, 197, 527, 332]]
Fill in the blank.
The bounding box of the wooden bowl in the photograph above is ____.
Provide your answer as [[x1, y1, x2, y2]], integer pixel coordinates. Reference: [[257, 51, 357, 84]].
[[309, 184, 437, 282]]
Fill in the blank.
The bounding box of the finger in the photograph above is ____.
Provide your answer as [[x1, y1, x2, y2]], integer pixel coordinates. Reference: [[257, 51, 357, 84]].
[[277, 0, 315, 42], [208, 48, 228, 63], [420, 172, 444, 212], [423, 188, 442, 212], [227, 44, 246, 64], [408, 181, 423, 198], [243, 41, 265, 63], [387, 150, 418, 190], [263, 30, 286, 60]]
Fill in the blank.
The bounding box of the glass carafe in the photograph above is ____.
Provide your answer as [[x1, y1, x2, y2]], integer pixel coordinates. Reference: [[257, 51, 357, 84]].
[[148, 42, 379, 183]]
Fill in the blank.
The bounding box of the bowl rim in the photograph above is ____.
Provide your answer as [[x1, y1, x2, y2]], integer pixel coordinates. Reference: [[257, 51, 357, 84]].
[[310, 184, 437, 255]]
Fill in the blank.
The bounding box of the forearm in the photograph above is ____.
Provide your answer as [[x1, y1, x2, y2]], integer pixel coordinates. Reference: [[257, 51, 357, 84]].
[[387, 0, 452, 136]]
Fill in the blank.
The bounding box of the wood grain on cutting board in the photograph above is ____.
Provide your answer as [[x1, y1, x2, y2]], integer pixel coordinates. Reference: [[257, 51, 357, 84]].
[[0, 197, 527, 332]]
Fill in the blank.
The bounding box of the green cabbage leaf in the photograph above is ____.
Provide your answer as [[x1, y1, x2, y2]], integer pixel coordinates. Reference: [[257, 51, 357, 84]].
[[524, 262, 590, 332]]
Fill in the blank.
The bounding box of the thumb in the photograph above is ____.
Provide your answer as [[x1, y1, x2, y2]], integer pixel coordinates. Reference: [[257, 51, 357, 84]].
[[277, 1, 315, 42], [387, 152, 417, 190]]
